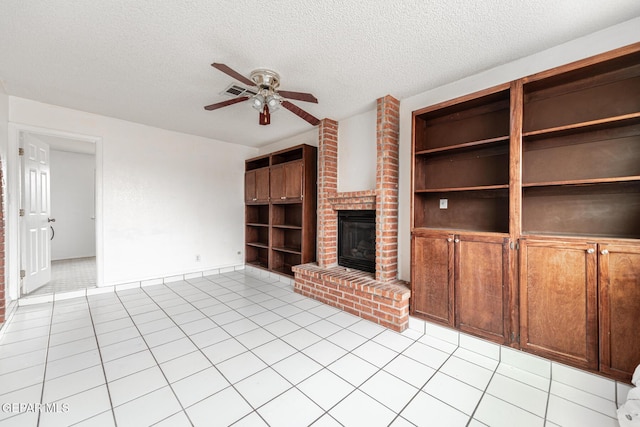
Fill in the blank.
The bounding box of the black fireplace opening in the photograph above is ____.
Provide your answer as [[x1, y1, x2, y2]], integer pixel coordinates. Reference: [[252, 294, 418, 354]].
[[338, 210, 376, 273]]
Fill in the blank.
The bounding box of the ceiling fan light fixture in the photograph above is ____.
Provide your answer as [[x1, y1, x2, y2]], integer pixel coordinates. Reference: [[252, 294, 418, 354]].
[[266, 93, 281, 112], [251, 94, 265, 110]]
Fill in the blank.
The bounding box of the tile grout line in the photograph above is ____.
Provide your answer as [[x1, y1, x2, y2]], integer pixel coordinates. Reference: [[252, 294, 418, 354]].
[[388, 342, 461, 426], [35, 302, 55, 427], [85, 293, 120, 427], [465, 354, 499, 426]]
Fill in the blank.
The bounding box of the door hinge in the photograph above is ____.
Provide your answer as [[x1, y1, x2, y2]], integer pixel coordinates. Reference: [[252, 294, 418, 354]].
[[18, 147, 24, 156], [20, 269, 26, 279], [19, 208, 25, 217]]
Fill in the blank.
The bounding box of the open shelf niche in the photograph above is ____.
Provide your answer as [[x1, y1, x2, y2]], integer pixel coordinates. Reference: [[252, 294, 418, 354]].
[[413, 86, 511, 233], [521, 48, 640, 239]]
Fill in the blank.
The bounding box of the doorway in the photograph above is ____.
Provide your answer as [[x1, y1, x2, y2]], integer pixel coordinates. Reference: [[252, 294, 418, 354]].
[[18, 129, 100, 297]]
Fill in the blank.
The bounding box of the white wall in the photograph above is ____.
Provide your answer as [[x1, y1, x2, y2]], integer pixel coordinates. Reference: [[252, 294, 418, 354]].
[[258, 111, 378, 194], [7, 97, 257, 287], [257, 128, 318, 156], [396, 17, 640, 281], [50, 149, 96, 261], [337, 109, 376, 193], [0, 88, 9, 303]]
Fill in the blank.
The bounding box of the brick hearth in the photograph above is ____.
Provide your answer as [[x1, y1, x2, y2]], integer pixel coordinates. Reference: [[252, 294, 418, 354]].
[[293, 95, 411, 332]]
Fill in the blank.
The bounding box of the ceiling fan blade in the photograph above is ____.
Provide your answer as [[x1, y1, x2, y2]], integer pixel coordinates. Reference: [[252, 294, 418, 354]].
[[211, 63, 255, 87], [278, 90, 318, 104], [282, 100, 320, 126], [204, 96, 250, 111]]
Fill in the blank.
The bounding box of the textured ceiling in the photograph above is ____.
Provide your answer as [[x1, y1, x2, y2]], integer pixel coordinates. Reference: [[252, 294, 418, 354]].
[[1, 1, 639, 147]]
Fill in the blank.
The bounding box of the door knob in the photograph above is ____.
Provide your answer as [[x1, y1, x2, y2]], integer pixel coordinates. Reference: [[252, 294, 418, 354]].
[[47, 218, 56, 223]]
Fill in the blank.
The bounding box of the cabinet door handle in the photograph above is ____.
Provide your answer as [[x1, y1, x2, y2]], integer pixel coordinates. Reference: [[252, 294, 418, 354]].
[[587, 248, 595, 254], [454, 238, 460, 243], [280, 196, 286, 200], [447, 238, 453, 242], [252, 198, 257, 201], [601, 249, 609, 255]]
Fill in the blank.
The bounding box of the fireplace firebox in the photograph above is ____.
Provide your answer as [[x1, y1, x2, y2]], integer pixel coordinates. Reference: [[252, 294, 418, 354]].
[[338, 210, 376, 273]]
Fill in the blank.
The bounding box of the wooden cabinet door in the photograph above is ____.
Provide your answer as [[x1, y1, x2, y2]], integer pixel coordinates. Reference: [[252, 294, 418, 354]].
[[455, 235, 511, 344], [271, 161, 304, 201], [411, 233, 455, 327], [284, 161, 303, 199], [599, 243, 640, 382], [245, 168, 269, 203], [255, 168, 270, 202], [519, 239, 598, 370], [245, 170, 257, 202], [270, 165, 285, 201]]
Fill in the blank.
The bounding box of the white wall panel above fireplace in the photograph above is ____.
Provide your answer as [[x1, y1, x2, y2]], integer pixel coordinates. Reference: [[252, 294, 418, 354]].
[[338, 109, 376, 193]]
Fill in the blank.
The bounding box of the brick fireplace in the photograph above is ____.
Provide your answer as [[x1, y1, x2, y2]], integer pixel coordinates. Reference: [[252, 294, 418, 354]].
[[293, 95, 411, 332]]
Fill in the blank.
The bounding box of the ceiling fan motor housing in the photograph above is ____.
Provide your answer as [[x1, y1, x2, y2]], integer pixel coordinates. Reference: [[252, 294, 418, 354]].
[[250, 69, 280, 90]]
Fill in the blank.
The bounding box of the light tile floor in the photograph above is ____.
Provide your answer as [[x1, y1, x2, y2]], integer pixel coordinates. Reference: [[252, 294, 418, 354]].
[[0, 270, 622, 426], [29, 257, 97, 296]]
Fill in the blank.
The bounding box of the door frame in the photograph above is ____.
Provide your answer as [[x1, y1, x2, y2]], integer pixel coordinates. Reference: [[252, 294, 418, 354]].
[[7, 123, 103, 300]]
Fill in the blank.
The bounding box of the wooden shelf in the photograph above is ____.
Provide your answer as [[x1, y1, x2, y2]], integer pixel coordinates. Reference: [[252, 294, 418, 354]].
[[271, 266, 294, 276], [272, 246, 302, 255], [272, 224, 302, 230], [523, 113, 640, 139], [413, 227, 509, 236], [522, 230, 640, 240], [523, 176, 640, 188], [246, 242, 268, 249], [415, 135, 509, 156], [415, 184, 509, 193], [245, 156, 270, 171], [246, 260, 268, 269], [246, 222, 269, 227]]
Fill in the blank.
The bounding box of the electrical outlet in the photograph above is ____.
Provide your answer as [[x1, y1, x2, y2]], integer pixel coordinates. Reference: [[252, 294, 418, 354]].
[[195, 254, 201, 262], [439, 198, 448, 209]]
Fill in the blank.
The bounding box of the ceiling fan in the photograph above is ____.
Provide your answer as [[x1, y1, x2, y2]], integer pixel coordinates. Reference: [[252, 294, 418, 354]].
[[204, 63, 320, 126]]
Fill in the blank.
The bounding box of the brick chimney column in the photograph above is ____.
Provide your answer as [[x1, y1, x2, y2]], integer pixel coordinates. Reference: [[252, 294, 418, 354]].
[[316, 118, 339, 268], [375, 95, 400, 282]]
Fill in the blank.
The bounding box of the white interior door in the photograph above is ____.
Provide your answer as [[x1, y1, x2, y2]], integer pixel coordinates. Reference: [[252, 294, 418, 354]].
[[22, 137, 52, 294]]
